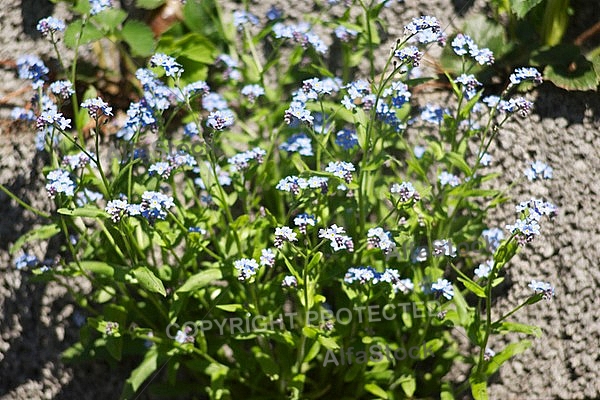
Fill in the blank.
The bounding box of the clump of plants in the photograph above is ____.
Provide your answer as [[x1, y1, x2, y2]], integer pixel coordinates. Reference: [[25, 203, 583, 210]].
[[4, 0, 559, 398]]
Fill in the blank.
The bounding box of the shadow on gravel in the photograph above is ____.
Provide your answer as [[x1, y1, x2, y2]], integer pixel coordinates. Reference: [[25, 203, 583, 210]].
[[533, 84, 600, 125], [20, 0, 54, 37]]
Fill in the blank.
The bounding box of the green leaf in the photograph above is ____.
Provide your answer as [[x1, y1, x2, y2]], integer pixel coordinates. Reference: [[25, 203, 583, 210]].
[[398, 374, 416, 397], [444, 152, 472, 175], [136, 0, 166, 9], [469, 372, 488, 400], [485, 340, 532, 375], [121, 20, 155, 57], [93, 8, 127, 31], [215, 304, 243, 312], [254, 350, 280, 380], [133, 267, 167, 296], [510, 0, 543, 18], [544, 56, 599, 91], [10, 224, 60, 255], [317, 336, 339, 350], [57, 206, 108, 219], [457, 276, 486, 298], [176, 269, 222, 293], [64, 20, 104, 48], [306, 252, 323, 272], [121, 348, 159, 399], [77, 261, 115, 277], [493, 321, 542, 337], [364, 383, 388, 399]]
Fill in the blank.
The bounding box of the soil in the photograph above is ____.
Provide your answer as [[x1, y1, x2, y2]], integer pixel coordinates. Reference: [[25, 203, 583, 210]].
[[1, 0, 599, 399]]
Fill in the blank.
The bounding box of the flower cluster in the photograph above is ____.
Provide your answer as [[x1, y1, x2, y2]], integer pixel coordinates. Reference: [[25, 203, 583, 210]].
[[451, 33, 494, 65], [395, 45, 422, 67], [404, 16, 446, 46], [207, 110, 235, 130], [273, 22, 328, 54], [438, 171, 461, 187], [62, 151, 94, 170], [433, 239, 457, 257], [233, 10, 259, 30], [431, 278, 454, 299], [367, 227, 396, 254], [276, 175, 329, 195], [474, 260, 493, 279], [509, 67, 543, 86], [344, 267, 414, 294], [455, 74, 482, 100], [241, 84, 265, 103], [390, 182, 419, 202], [17, 55, 48, 89], [524, 160, 553, 181], [227, 147, 266, 171], [45, 169, 75, 198], [90, 0, 113, 15], [506, 198, 557, 244], [36, 17, 65, 37], [274, 226, 298, 249], [105, 191, 174, 223], [482, 227, 504, 251], [335, 128, 358, 150], [81, 97, 113, 119], [49, 80, 75, 100], [325, 161, 355, 183], [294, 213, 317, 234], [280, 133, 313, 156], [234, 258, 260, 281], [528, 280, 555, 300], [150, 53, 183, 78], [15, 253, 40, 269], [334, 25, 358, 42], [318, 224, 354, 252]]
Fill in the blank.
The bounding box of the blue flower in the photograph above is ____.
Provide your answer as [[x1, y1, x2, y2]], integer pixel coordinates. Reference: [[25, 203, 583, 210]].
[[45, 169, 75, 198], [139, 191, 175, 222], [414, 145, 426, 158], [11, 107, 36, 121], [451, 34, 494, 65], [266, 5, 283, 20], [431, 278, 454, 299], [528, 280, 554, 300], [274, 226, 297, 248], [273, 22, 328, 54], [454, 74, 482, 100], [344, 266, 378, 284], [319, 224, 354, 252], [438, 171, 461, 187], [259, 248, 276, 267], [17, 55, 48, 89], [509, 67, 543, 86], [234, 258, 260, 281], [390, 181, 419, 202], [482, 228, 504, 251], [36, 17, 65, 37], [334, 26, 358, 42], [294, 213, 317, 234], [395, 45, 422, 67], [37, 109, 71, 131], [404, 16, 446, 46], [233, 10, 259, 30], [524, 160, 553, 181], [325, 161, 355, 183], [49, 80, 75, 100], [149, 161, 172, 179], [474, 260, 493, 279], [81, 97, 113, 119], [241, 84, 265, 103], [367, 227, 395, 254], [227, 147, 266, 171], [420, 104, 450, 124], [282, 275, 297, 287], [280, 133, 313, 156], [89, 0, 113, 15], [150, 53, 183, 78], [335, 129, 358, 150], [207, 110, 235, 130], [15, 253, 39, 269]]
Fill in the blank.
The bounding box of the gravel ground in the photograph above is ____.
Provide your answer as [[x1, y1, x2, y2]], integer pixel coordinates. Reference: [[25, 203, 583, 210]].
[[1, 0, 599, 399]]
